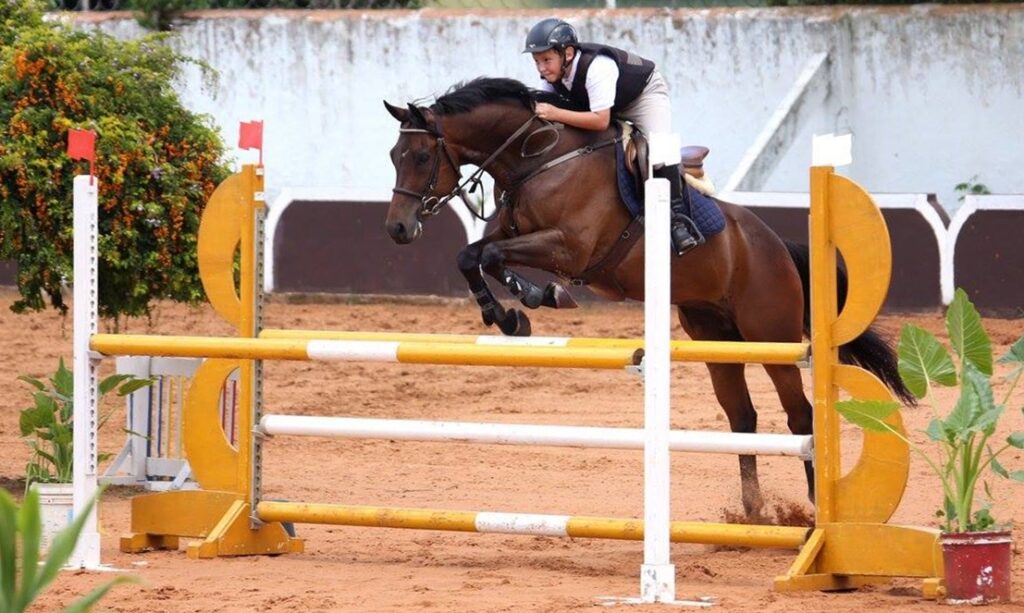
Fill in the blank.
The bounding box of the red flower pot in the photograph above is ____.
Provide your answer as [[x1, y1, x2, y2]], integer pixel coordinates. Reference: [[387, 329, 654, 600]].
[[940, 530, 1013, 604]]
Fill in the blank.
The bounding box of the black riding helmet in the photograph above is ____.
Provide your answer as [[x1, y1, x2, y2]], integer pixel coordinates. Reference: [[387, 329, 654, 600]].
[[522, 18, 579, 54]]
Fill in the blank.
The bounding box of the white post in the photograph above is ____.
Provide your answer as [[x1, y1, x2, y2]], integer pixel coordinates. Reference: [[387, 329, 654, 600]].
[[640, 132, 679, 603], [71, 175, 101, 568]]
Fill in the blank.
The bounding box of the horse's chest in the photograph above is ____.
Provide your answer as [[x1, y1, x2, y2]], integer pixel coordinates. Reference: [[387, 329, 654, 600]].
[[499, 203, 545, 237]]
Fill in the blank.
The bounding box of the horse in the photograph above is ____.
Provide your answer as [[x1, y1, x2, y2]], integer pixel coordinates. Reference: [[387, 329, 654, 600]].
[[383, 77, 912, 516]]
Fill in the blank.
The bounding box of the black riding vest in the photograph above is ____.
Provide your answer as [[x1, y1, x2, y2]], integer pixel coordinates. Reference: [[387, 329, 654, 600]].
[[551, 43, 656, 113]]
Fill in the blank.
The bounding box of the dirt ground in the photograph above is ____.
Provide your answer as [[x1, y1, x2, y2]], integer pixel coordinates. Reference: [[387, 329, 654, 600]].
[[1, 287, 1022, 612]]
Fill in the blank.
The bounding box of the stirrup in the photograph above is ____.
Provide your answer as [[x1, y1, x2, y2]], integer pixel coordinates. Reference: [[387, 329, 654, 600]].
[[671, 219, 705, 257]]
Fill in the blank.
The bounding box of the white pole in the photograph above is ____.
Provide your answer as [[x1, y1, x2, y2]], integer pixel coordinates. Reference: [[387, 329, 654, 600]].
[[640, 131, 677, 603], [258, 415, 813, 458], [71, 175, 101, 568]]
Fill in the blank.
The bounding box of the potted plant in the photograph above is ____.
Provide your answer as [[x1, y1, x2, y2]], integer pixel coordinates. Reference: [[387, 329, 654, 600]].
[[837, 289, 1023, 604], [18, 358, 151, 550]]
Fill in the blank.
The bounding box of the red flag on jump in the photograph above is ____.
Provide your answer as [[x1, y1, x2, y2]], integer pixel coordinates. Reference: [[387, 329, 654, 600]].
[[67, 128, 96, 183], [239, 120, 264, 165]]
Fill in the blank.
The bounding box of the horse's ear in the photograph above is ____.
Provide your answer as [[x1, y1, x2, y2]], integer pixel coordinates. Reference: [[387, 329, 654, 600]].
[[406, 103, 430, 129], [384, 100, 409, 123]]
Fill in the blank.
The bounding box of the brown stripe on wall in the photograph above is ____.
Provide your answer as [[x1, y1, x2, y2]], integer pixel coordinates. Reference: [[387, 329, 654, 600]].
[[744, 205, 944, 312], [953, 210, 1024, 317], [273, 200, 468, 296], [270, 199, 954, 313]]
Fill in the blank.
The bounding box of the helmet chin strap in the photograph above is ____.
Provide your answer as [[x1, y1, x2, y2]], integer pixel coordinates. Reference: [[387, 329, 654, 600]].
[[559, 47, 573, 72]]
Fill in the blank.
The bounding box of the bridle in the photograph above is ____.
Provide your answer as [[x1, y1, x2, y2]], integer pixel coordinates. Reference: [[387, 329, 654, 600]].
[[391, 128, 464, 217], [392, 115, 558, 221]]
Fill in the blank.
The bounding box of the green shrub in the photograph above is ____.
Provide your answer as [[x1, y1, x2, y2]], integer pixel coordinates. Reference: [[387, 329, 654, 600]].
[[0, 0, 231, 320]]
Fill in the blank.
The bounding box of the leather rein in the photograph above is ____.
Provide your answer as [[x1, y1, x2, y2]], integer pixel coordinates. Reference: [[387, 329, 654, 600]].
[[393, 115, 549, 221], [393, 115, 620, 223]]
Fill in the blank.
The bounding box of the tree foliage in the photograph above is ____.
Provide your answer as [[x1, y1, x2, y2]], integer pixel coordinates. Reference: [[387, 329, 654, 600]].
[[0, 0, 230, 319]]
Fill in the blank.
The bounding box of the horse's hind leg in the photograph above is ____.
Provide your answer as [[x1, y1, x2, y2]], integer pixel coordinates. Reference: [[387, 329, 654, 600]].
[[732, 273, 815, 506], [677, 306, 764, 516], [762, 364, 814, 503]]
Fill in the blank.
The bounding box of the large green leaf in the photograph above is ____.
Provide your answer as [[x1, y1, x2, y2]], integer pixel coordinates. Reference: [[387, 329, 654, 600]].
[[946, 288, 993, 375], [17, 375, 45, 391], [1008, 432, 1024, 449], [998, 337, 1024, 383], [19, 405, 52, 436], [115, 377, 154, 396], [944, 380, 982, 441], [998, 336, 1024, 366], [990, 456, 1024, 482], [98, 373, 132, 396], [0, 490, 17, 612], [16, 487, 41, 612], [52, 358, 73, 397], [926, 418, 949, 443], [835, 399, 901, 432], [31, 392, 56, 414], [898, 324, 957, 399], [961, 362, 999, 435]]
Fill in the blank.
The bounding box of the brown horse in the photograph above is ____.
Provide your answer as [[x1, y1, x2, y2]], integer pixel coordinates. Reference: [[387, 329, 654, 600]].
[[384, 77, 911, 515]]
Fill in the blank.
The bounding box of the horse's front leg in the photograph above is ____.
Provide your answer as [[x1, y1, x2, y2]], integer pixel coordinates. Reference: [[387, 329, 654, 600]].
[[480, 229, 579, 315], [457, 237, 532, 337]]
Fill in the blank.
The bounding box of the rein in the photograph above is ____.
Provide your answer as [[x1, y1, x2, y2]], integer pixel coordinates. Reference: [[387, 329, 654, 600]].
[[394, 115, 551, 221], [394, 112, 620, 224]]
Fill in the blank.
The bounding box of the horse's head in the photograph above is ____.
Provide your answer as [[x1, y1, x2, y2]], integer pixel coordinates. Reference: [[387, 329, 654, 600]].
[[383, 101, 464, 244]]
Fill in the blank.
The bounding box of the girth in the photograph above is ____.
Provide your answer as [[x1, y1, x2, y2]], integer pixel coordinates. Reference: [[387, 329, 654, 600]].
[[569, 216, 644, 290]]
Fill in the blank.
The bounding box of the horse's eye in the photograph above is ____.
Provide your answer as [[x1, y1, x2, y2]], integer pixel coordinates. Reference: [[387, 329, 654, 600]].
[[414, 150, 431, 165]]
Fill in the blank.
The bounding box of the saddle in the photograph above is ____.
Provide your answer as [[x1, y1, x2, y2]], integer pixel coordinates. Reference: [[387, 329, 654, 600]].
[[621, 123, 715, 198]]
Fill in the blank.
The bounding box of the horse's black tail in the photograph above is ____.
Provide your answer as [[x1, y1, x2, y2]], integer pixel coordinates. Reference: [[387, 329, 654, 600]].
[[784, 241, 916, 406]]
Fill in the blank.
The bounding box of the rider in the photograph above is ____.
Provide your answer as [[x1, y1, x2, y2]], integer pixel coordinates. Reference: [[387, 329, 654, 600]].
[[523, 17, 704, 256]]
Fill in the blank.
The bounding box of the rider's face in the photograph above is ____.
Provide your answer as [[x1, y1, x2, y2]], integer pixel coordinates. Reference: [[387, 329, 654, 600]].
[[532, 49, 567, 83]]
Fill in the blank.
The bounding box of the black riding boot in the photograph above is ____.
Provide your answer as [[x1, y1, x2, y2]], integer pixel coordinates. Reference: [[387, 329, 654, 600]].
[[653, 164, 705, 256]]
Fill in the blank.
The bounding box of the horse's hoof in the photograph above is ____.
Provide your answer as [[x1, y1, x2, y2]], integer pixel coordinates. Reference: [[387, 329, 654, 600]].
[[742, 496, 765, 520], [481, 308, 497, 327], [499, 309, 532, 337], [520, 285, 545, 309], [542, 283, 578, 309]]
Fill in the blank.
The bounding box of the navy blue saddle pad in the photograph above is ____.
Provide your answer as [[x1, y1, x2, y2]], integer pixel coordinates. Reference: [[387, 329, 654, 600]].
[[615, 141, 726, 238]]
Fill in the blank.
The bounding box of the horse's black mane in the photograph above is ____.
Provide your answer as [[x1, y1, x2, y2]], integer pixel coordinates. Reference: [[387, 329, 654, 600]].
[[431, 77, 536, 115]]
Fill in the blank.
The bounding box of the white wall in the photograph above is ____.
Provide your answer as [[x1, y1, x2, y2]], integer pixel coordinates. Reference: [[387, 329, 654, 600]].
[[79, 6, 1024, 211]]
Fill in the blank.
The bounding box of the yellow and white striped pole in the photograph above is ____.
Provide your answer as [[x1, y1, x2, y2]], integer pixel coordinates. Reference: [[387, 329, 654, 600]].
[[255, 501, 809, 550], [90, 335, 643, 370], [261, 329, 808, 366]]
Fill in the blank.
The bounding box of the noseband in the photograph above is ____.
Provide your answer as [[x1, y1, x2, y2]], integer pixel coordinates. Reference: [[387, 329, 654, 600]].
[[393, 115, 555, 220]]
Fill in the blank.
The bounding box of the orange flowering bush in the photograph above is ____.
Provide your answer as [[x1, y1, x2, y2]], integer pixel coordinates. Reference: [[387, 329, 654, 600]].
[[0, 0, 230, 319]]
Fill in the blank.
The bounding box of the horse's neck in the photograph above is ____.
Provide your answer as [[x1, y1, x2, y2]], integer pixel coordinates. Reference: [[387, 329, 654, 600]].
[[443, 105, 608, 187], [443, 107, 533, 160]]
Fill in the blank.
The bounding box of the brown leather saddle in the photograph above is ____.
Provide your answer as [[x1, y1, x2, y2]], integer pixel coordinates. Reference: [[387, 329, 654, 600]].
[[623, 128, 710, 199]]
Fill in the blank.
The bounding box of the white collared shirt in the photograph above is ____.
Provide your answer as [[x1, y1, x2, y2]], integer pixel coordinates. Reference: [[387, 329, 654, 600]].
[[539, 52, 619, 112]]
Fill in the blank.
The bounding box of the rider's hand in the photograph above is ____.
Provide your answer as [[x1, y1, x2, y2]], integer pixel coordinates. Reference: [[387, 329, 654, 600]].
[[535, 102, 559, 121]]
